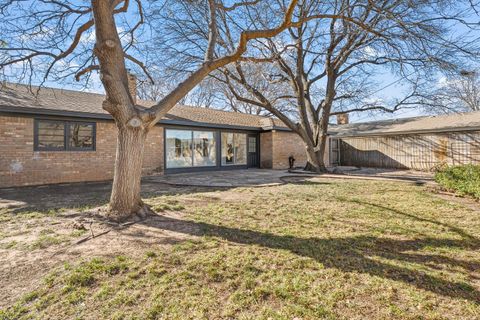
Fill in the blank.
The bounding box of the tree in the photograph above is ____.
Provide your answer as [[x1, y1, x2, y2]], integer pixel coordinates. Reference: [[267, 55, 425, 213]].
[[428, 70, 480, 113], [0, 0, 311, 220], [160, 0, 479, 172]]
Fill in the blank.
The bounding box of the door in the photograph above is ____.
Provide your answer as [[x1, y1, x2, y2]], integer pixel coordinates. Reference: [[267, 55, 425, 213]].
[[329, 138, 340, 166], [247, 134, 259, 168]]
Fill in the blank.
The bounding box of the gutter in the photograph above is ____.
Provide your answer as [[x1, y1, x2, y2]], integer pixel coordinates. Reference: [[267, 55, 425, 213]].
[[328, 126, 480, 138], [0, 105, 271, 132]]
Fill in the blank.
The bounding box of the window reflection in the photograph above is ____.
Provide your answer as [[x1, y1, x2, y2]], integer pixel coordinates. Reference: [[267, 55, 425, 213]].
[[193, 131, 216, 167], [69, 123, 94, 148], [221, 132, 247, 165], [166, 130, 192, 168], [166, 129, 216, 168]]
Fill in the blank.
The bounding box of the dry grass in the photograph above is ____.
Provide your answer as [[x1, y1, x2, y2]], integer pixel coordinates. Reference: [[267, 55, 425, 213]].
[[0, 178, 479, 319]]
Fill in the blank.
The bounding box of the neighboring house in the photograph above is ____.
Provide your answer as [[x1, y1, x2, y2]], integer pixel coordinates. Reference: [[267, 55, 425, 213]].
[[329, 112, 480, 170], [0, 82, 315, 188]]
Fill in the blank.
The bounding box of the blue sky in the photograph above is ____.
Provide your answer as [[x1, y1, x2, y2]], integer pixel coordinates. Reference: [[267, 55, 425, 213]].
[[2, 1, 479, 124]]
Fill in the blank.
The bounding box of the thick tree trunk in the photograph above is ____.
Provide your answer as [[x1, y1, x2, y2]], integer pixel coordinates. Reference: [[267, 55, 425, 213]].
[[300, 128, 329, 173], [107, 124, 149, 221], [304, 147, 327, 173]]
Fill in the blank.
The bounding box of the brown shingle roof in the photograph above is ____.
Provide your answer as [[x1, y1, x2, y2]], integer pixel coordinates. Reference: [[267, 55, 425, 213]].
[[0, 82, 287, 130], [330, 111, 480, 137], [5, 82, 478, 136]]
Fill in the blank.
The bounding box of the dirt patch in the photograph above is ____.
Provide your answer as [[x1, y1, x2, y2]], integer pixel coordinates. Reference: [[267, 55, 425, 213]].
[[0, 206, 199, 308], [429, 187, 480, 212]]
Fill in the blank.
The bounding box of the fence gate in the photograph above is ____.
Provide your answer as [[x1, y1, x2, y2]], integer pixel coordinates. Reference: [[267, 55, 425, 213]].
[[329, 138, 340, 166]]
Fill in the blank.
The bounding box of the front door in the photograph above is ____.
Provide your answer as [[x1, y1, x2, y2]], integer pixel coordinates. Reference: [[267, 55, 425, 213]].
[[247, 134, 259, 168]]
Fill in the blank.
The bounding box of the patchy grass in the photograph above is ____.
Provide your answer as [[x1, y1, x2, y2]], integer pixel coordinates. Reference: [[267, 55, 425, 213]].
[[1, 178, 479, 319], [435, 164, 480, 199]]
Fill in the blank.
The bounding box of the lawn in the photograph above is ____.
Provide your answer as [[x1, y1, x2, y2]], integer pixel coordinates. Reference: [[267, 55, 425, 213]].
[[0, 178, 479, 319]]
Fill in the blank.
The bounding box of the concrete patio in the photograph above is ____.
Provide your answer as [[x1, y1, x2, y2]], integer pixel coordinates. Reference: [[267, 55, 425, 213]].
[[147, 167, 434, 187], [0, 168, 434, 212]]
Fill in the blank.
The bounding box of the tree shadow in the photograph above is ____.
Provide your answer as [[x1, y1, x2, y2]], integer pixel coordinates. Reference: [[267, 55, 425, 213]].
[[138, 213, 480, 303], [0, 179, 227, 213]]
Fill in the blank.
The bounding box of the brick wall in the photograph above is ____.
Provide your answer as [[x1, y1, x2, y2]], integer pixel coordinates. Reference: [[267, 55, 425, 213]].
[[260, 130, 330, 169], [259, 131, 273, 168], [271, 130, 307, 169], [0, 115, 164, 188]]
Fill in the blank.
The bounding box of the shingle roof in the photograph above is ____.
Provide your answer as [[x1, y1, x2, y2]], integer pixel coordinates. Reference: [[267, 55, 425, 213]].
[[3, 82, 480, 136], [330, 111, 480, 137], [0, 82, 287, 130]]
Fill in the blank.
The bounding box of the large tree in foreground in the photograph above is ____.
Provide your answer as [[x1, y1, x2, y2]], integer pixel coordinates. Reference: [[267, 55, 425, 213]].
[[0, 0, 317, 219], [155, 0, 480, 172]]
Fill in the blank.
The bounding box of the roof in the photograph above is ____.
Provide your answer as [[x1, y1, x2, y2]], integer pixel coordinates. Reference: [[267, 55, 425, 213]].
[[0, 82, 288, 131], [330, 111, 480, 137], [3, 82, 480, 136]]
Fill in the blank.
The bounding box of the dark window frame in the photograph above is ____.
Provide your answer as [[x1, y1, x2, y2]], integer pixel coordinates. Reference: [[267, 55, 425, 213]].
[[34, 119, 96, 151], [165, 128, 217, 169]]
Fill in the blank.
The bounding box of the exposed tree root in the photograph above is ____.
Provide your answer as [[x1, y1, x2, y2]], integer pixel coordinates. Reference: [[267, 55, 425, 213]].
[[303, 162, 327, 173], [102, 201, 156, 223]]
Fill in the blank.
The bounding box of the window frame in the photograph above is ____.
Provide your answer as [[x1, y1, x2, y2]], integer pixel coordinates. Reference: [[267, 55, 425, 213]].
[[165, 128, 217, 169], [221, 132, 247, 166], [34, 119, 96, 152]]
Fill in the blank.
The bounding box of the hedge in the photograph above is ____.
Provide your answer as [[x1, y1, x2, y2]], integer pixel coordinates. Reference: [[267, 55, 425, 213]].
[[434, 164, 480, 199]]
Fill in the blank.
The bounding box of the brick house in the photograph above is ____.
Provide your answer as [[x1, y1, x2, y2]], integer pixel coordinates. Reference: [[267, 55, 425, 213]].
[[0, 82, 324, 188], [3, 82, 480, 188]]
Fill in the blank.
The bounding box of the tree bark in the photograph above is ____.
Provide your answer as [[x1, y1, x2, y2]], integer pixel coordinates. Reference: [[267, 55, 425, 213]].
[[304, 145, 327, 173], [107, 123, 149, 220]]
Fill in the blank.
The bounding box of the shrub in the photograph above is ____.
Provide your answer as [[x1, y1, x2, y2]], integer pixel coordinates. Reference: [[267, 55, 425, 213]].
[[434, 164, 480, 199]]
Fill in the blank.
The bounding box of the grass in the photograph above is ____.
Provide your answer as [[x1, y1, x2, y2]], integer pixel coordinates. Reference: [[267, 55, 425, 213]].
[[1, 179, 479, 319], [435, 164, 480, 199]]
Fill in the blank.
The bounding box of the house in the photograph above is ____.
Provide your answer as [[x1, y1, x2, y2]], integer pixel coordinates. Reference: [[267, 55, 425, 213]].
[[329, 112, 480, 170], [2, 81, 480, 189], [0, 82, 317, 188]]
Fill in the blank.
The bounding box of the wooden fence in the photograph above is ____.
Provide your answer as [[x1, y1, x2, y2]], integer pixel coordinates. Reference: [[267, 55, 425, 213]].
[[333, 131, 480, 171]]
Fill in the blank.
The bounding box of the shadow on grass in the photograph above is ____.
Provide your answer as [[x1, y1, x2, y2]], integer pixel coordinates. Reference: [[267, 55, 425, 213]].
[[139, 213, 480, 304], [0, 180, 226, 214]]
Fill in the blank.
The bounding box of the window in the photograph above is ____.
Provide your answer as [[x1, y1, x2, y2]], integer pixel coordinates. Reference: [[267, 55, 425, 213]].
[[166, 129, 192, 168], [34, 119, 95, 151], [193, 131, 216, 167], [221, 132, 247, 165], [165, 129, 216, 168], [248, 137, 257, 153]]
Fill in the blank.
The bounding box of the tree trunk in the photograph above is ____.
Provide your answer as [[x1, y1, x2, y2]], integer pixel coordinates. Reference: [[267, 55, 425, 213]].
[[107, 124, 149, 221], [304, 146, 327, 173]]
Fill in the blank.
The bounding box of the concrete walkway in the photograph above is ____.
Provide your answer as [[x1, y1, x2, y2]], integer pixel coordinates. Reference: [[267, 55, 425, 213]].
[[147, 167, 434, 187]]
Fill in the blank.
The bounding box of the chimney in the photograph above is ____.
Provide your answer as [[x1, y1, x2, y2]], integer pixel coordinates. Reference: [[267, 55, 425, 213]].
[[127, 72, 137, 104], [337, 113, 349, 125]]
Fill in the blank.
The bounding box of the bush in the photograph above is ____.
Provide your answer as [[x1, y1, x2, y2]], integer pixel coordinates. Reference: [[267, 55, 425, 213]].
[[434, 164, 480, 199]]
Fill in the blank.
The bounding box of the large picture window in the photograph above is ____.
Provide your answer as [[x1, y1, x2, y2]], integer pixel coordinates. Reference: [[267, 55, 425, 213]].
[[221, 132, 247, 165], [34, 119, 95, 151], [165, 129, 216, 168]]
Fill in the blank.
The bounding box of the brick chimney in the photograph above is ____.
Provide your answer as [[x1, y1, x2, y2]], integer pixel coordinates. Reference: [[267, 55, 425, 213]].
[[337, 113, 349, 125], [127, 72, 137, 104]]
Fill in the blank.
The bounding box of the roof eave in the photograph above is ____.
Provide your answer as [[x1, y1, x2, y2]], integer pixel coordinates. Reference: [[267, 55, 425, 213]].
[[329, 126, 480, 137], [0, 105, 265, 131]]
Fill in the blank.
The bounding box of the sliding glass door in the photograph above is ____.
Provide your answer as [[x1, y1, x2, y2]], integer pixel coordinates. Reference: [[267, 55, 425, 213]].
[[166, 129, 216, 168], [221, 132, 247, 166]]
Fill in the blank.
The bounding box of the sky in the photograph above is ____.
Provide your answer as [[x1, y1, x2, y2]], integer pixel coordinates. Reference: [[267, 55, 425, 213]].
[[2, 0, 479, 124]]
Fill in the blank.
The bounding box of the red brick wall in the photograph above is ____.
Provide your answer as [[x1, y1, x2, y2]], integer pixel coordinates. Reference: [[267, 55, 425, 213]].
[[271, 130, 308, 169], [260, 130, 330, 169], [260, 130, 308, 169], [259, 131, 273, 168], [0, 115, 164, 188]]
